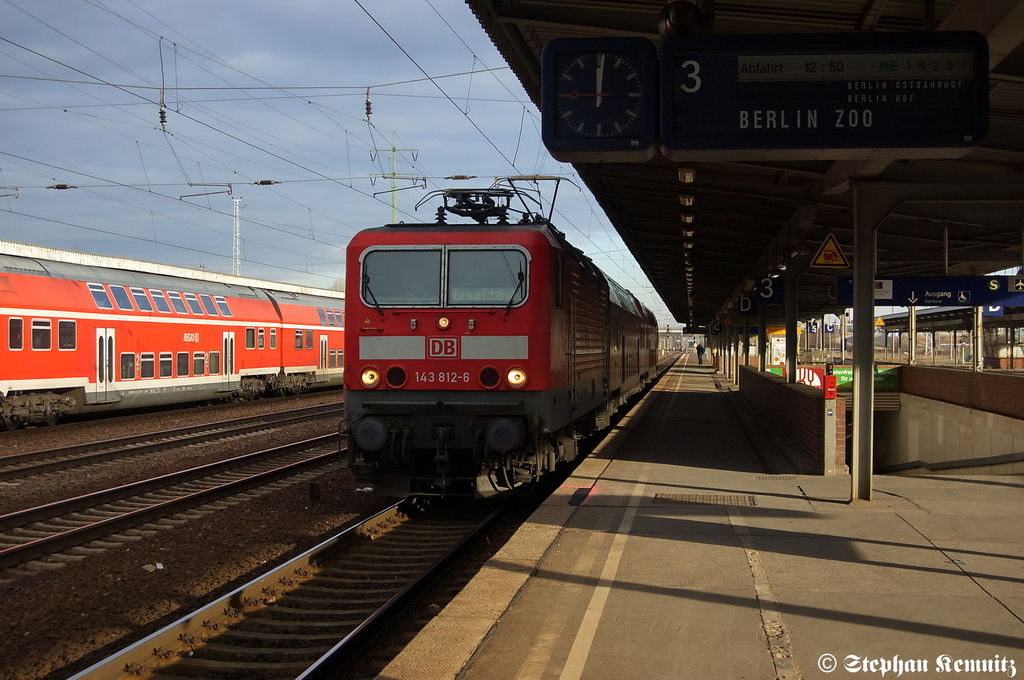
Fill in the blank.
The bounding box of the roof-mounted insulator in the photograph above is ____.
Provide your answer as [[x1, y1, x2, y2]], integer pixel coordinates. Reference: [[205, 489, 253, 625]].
[[47, 184, 77, 190], [365, 87, 372, 122]]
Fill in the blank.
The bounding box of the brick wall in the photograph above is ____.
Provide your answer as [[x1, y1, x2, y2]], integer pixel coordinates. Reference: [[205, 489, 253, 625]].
[[738, 365, 847, 475], [900, 366, 1024, 421]]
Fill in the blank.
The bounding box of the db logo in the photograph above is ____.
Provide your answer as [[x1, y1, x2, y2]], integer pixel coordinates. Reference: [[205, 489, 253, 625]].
[[428, 337, 459, 358]]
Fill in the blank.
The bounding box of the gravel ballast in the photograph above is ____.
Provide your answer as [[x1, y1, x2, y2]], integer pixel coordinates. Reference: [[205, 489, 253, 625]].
[[0, 391, 400, 680]]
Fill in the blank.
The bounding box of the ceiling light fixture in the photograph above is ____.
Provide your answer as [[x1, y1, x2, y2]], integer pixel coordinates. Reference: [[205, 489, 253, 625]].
[[678, 167, 696, 183], [679, 193, 694, 206]]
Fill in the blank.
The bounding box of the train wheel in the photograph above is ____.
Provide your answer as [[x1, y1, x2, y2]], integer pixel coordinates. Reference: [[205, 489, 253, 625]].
[[1, 416, 21, 431], [43, 412, 59, 427]]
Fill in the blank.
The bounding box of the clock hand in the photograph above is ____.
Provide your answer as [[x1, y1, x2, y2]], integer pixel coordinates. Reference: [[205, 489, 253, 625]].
[[595, 54, 605, 108]]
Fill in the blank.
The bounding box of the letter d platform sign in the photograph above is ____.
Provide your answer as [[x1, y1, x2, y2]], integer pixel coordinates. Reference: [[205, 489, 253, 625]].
[[429, 337, 459, 358]]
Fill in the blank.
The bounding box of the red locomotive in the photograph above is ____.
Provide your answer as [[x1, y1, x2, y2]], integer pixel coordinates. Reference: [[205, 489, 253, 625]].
[[344, 181, 657, 497], [0, 241, 344, 429]]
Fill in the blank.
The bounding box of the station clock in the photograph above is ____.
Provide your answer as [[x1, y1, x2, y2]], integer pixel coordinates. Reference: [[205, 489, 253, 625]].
[[541, 37, 658, 162]]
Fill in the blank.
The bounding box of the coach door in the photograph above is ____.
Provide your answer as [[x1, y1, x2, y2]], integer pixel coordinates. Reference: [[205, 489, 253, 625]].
[[222, 331, 236, 389], [93, 328, 116, 403], [319, 335, 328, 374]]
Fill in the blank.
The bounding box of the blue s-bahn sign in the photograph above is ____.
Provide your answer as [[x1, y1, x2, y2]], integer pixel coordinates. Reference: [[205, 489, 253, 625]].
[[836, 276, 1024, 308], [660, 31, 988, 161]]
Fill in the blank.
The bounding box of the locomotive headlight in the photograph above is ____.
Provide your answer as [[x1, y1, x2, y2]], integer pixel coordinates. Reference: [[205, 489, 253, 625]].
[[360, 367, 381, 388], [436, 315, 451, 330], [506, 367, 527, 388]]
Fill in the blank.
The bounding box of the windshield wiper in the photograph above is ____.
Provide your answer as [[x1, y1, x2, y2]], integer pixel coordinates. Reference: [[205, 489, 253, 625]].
[[504, 270, 525, 316], [362, 273, 384, 317]]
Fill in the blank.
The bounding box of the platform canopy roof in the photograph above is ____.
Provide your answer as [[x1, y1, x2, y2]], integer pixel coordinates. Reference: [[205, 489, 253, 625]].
[[466, 0, 1024, 328]]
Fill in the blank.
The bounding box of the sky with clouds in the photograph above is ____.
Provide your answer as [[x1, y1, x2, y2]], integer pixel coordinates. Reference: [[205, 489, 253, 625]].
[[0, 0, 678, 325]]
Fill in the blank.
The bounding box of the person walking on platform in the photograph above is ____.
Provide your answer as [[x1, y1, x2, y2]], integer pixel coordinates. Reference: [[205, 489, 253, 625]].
[[696, 343, 705, 365]]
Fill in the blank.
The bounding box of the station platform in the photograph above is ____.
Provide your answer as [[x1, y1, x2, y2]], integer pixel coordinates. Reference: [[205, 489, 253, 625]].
[[375, 364, 1024, 680]]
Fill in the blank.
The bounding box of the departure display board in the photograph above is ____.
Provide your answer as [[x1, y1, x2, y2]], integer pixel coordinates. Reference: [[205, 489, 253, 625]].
[[659, 32, 988, 161]]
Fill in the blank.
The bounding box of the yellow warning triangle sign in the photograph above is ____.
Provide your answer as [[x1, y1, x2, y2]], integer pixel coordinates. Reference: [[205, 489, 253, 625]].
[[810, 233, 850, 268]]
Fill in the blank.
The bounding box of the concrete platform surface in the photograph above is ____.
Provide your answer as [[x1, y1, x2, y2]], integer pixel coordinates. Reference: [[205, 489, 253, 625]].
[[375, 364, 1024, 680]]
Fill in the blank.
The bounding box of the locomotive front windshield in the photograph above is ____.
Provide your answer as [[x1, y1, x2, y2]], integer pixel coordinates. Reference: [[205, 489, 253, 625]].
[[447, 249, 526, 305], [362, 249, 442, 305], [361, 246, 527, 308]]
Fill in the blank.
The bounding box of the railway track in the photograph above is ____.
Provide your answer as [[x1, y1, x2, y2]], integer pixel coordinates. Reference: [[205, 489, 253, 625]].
[[0, 435, 341, 579], [0, 403, 343, 482], [68, 499, 499, 680]]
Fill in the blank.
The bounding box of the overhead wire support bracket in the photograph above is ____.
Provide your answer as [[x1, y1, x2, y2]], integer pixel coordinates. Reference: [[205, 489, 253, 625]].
[[371, 133, 425, 222], [179, 183, 232, 200], [1, 187, 21, 198], [371, 178, 426, 196]]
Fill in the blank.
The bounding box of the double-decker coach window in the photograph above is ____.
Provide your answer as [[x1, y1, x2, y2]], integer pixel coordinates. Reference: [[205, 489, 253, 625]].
[[176, 351, 189, 377], [245, 327, 256, 349], [306, 329, 313, 350], [150, 290, 171, 313], [447, 249, 527, 306], [109, 285, 134, 311], [130, 287, 153, 312], [199, 294, 219, 316], [184, 292, 203, 313], [8, 317, 24, 349], [120, 353, 135, 380], [58, 320, 76, 350], [193, 352, 205, 376], [167, 292, 188, 313], [183, 293, 204, 315], [9, 318, 23, 350], [317, 307, 327, 326], [270, 328, 277, 348], [295, 330, 303, 350], [87, 283, 113, 309], [140, 353, 155, 379], [362, 249, 442, 306], [31, 319, 51, 350], [258, 328, 265, 349], [159, 352, 172, 377], [214, 296, 232, 316]]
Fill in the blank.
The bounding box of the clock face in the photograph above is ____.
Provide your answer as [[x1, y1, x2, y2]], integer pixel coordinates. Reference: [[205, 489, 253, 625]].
[[553, 50, 645, 139], [540, 37, 657, 162]]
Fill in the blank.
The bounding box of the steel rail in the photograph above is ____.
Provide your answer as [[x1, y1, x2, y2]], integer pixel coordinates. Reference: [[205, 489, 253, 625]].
[[0, 403, 342, 482], [298, 505, 502, 680], [67, 501, 500, 680], [0, 436, 340, 571]]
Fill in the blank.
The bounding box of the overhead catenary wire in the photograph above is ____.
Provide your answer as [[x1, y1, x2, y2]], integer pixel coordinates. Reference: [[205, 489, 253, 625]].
[[354, 0, 521, 174], [0, 0, 665, 318]]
